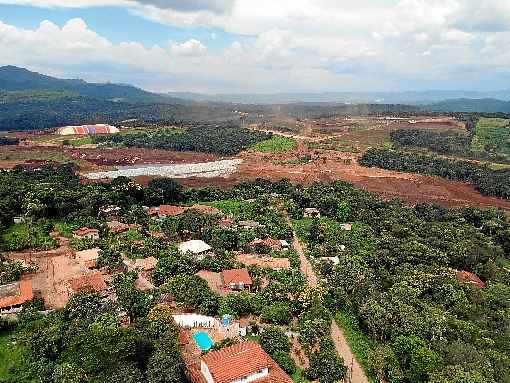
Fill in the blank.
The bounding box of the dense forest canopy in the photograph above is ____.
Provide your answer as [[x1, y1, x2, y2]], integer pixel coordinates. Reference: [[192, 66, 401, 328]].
[[92, 126, 271, 156]]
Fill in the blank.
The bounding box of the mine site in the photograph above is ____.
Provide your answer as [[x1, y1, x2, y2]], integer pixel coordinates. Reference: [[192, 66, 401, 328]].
[[2, 114, 509, 210]]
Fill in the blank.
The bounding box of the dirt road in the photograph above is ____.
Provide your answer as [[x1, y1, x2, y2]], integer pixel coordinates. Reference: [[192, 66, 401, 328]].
[[285, 214, 369, 383]]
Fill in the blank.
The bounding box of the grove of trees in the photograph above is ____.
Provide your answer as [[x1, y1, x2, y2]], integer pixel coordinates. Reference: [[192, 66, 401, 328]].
[[360, 148, 510, 200]]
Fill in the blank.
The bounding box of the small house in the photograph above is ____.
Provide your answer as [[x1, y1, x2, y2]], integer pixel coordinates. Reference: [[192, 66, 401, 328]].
[[340, 223, 352, 231], [188, 341, 292, 383], [107, 221, 136, 235], [304, 208, 320, 218], [178, 240, 213, 261], [0, 280, 33, 313], [222, 269, 253, 292], [73, 227, 100, 241]]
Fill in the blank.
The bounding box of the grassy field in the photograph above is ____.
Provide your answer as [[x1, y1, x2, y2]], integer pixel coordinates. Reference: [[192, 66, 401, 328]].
[[253, 136, 297, 153], [67, 136, 93, 146], [0, 149, 72, 163], [204, 200, 252, 218], [2, 222, 57, 251], [471, 117, 510, 158]]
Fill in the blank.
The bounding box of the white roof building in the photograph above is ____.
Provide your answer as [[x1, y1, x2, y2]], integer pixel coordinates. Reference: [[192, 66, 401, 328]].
[[178, 240, 212, 259]]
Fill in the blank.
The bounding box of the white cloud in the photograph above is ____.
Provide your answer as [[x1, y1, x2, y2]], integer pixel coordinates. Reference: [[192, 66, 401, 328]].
[[0, 0, 510, 91], [170, 38, 207, 56]]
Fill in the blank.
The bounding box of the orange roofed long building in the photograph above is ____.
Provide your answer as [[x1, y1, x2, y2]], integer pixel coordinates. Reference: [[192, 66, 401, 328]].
[[189, 341, 292, 383]]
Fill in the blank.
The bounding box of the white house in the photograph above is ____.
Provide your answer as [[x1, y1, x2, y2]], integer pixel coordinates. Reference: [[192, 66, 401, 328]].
[[178, 240, 213, 260]]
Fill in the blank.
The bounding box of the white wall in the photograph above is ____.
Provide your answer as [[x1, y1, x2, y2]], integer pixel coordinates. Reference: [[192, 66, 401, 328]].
[[173, 314, 218, 328]]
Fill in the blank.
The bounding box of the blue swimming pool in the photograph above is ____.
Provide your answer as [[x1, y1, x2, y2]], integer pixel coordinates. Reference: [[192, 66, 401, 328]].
[[193, 331, 214, 351]]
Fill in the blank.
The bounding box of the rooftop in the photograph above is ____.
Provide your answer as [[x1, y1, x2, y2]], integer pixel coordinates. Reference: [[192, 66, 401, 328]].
[[456, 270, 485, 289], [199, 341, 292, 383], [0, 280, 33, 309], [179, 240, 212, 254], [222, 269, 253, 286]]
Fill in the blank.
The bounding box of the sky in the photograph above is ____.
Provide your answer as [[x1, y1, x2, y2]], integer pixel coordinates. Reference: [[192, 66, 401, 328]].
[[0, 0, 509, 93]]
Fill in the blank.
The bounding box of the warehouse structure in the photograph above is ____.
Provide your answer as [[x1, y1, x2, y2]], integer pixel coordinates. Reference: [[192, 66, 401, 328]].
[[56, 124, 119, 135]]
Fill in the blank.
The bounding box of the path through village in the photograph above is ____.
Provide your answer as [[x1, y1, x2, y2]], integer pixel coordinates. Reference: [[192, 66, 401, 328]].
[[287, 214, 370, 383]]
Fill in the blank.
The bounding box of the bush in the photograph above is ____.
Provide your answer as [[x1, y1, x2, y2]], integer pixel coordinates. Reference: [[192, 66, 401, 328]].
[[272, 350, 297, 374], [260, 326, 290, 355], [260, 302, 292, 325]]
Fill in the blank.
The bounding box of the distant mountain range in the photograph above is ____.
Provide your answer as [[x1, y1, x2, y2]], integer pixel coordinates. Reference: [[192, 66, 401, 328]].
[[1, 66, 509, 115], [429, 98, 510, 113], [0, 65, 184, 104], [167, 90, 510, 105]]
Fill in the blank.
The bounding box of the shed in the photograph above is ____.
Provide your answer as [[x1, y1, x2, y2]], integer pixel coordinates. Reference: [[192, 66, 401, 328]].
[[178, 240, 213, 260]]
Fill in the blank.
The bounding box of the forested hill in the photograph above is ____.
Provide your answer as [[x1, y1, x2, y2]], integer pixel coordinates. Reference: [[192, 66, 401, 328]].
[[0, 65, 182, 104], [429, 98, 510, 113]]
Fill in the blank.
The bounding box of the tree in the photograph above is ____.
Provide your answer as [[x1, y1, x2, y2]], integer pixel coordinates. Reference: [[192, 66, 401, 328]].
[[147, 349, 185, 383], [306, 338, 346, 383], [114, 271, 154, 321], [145, 178, 183, 205], [272, 351, 297, 375], [260, 302, 292, 325], [260, 326, 290, 355], [392, 335, 442, 383]]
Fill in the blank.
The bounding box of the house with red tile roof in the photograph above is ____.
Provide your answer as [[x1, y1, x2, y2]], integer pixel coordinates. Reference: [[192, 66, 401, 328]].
[[73, 227, 100, 241], [221, 269, 252, 292], [188, 341, 292, 383], [0, 279, 33, 311]]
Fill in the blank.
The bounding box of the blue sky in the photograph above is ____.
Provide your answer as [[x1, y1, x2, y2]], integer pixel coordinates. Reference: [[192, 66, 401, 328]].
[[0, 0, 509, 93]]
